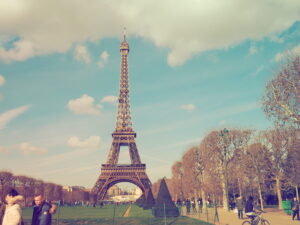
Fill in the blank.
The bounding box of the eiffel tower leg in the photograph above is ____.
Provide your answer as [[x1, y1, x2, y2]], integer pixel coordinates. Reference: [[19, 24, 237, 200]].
[[129, 142, 141, 164], [106, 142, 120, 164], [91, 177, 110, 202]]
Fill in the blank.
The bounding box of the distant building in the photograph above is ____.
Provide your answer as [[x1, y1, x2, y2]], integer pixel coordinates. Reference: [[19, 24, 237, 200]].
[[107, 185, 121, 196], [62, 186, 89, 203]]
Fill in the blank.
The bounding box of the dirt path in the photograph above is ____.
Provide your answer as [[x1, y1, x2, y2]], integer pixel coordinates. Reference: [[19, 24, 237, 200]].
[[182, 206, 300, 225], [122, 205, 132, 217]]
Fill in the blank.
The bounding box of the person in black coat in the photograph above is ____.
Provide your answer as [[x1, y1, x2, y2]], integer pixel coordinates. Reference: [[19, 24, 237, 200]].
[[245, 196, 258, 223], [291, 197, 300, 220], [31, 195, 56, 225]]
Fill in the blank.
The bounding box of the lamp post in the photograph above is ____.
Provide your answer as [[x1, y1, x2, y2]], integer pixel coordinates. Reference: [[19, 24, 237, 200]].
[[219, 128, 230, 211]]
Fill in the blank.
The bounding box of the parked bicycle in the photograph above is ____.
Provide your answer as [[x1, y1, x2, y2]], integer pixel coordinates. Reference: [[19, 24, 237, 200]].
[[242, 210, 270, 225]]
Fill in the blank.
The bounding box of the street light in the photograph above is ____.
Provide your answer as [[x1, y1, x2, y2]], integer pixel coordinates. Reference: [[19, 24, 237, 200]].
[[219, 128, 230, 211]]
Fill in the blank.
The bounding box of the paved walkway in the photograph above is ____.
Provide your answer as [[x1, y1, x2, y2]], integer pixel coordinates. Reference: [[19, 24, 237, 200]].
[[122, 205, 131, 217], [182, 207, 300, 225]]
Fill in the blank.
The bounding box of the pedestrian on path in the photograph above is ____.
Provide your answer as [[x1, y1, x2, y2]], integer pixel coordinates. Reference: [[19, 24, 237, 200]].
[[235, 195, 244, 219], [191, 199, 197, 213], [291, 197, 299, 220], [198, 198, 203, 213], [186, 199, 191, 214]]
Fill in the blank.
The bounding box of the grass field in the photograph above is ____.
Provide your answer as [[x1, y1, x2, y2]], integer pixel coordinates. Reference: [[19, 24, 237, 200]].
[[22, 204, 212, 225]]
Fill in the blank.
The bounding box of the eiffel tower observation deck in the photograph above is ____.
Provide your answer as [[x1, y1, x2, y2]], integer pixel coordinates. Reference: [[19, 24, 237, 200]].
[[91, 31, 153, 203]]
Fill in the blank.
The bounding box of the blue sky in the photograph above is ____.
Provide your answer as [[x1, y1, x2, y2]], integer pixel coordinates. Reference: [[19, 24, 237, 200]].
[[0, 0, 300, 188]]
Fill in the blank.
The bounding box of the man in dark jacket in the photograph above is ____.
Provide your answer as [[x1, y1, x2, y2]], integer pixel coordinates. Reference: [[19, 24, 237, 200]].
[[245, 196, 258, 223], [31, 195, 53, 225], [291, 197, 300, 220]]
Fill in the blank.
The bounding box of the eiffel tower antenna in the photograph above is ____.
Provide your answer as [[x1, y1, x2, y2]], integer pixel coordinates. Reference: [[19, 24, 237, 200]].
[[91, 31, 153, 204], [123, 27, 126, 41]]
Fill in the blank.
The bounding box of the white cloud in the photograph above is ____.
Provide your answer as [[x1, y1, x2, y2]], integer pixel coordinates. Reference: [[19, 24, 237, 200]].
[[101, 95, 118, 105], [0, 75, 5, 86], [181, 104, 196, 111], [67, 136, 102, 149], [97, 51, 109, 68], [100, 51, 109, 61], [206, 53, 219, 63], [249, 45, 258, 55], [0, 40, 36, 63], [252, 65, 264, 77], [74, 44, 91, 64], [0, 0, 299, 66], [19, 142, 48, 155], [0, 105, 30, 129], [67, 94, 102, 115], [269, 34, 284, 43], [275, 44, 300, 62]]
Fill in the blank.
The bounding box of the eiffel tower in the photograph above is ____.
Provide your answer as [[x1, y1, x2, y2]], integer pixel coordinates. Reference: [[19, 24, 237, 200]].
[[91, 32, 153, 202]]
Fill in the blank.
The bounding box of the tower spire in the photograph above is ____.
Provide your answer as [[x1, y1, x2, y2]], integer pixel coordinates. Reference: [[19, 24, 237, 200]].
[[117, 29, 131, 132], [123, 27, 126, 42]]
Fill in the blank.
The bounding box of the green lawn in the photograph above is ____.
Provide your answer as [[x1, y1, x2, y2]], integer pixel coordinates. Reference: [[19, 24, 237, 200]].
[[22, 205, 128, 219], [22, 204, 212, 225]]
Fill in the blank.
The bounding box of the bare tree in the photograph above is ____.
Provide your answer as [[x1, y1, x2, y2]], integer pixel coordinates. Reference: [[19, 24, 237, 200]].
[[260, 127, 293, 209], [0, 171, 13, 200], [263, 56, 300, 129], [52, 185, 63, 201], [227, 149, 248, 199], [285, 129, 300, 200], [34, 179, 44, 196], [245, 143, 272, 209], [171, 161, 184, 200], [182, 147, 200, 199], [44, 183, 56, 201], [14, 175, 35, 205], [201, 129, 252, 210]]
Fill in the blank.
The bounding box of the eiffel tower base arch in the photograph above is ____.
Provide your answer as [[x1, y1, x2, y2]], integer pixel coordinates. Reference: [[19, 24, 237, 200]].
[[91, 164, 153, 204]]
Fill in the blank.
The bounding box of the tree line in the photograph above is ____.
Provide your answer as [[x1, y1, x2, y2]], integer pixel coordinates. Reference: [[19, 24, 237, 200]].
[[152, 55, 300, 210], [0, 171, 90, 206]]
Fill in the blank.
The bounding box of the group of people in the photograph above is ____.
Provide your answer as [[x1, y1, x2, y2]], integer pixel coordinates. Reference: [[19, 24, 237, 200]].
[[235, 195, 300, 221], [176, 197, 207, 215], [0, 188, 57, 225]]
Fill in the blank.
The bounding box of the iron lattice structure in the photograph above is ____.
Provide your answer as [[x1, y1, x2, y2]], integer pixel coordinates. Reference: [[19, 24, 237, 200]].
[[91, 34, 152, 201]]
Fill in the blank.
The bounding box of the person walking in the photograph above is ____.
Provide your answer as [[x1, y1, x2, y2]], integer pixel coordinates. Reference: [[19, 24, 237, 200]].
[[236, 195, 244, 219], [2, 189, 24, 225], [291, 197, 300, 220], [31, 194, 56, 225], [191, 199, 197, 213], [186, 199, 191, 214], [198, 198, 203, 213], [245, 196, 259, 224]]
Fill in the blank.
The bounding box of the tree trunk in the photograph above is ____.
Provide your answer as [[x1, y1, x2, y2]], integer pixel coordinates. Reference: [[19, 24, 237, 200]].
[[275, 176, 283, 209], [221, 172, 229, 210], [295, 185, 299, 201], [258, 182, 264, 210], [238, 178, 242, 198], [201, 189, 206, 205]]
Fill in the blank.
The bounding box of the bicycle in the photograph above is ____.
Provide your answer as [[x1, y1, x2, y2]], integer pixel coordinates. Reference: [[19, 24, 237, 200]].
[[242, 210, 270, 225]]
